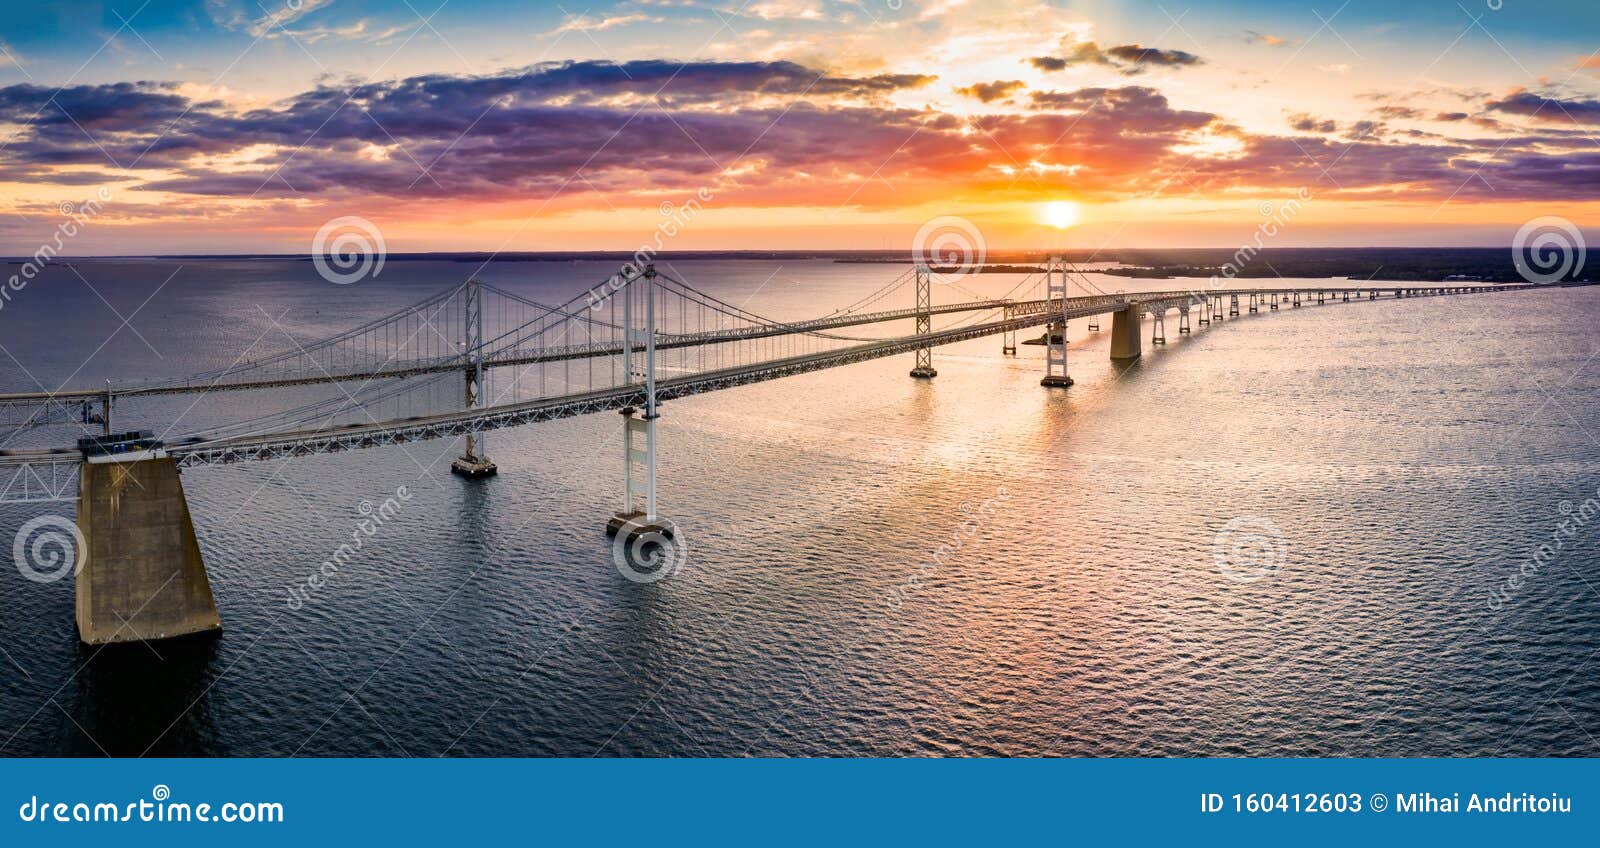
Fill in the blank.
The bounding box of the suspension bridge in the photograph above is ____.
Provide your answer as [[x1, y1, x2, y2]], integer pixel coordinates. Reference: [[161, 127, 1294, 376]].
[[0, 259, 1535, 644]]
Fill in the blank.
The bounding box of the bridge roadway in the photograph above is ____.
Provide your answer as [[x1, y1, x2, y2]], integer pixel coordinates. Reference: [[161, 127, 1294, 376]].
[[0, 283, 1523, 408], [0, 280, 1532, 472], [0, 297, 1015, 404]]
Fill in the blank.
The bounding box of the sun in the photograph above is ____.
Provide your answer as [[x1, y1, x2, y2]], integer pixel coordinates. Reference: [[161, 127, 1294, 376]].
[[1041, 200, 1080, 229]]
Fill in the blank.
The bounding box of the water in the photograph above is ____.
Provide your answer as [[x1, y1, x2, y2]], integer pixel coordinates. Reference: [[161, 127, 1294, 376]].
[[1, 258, 1597, 756]]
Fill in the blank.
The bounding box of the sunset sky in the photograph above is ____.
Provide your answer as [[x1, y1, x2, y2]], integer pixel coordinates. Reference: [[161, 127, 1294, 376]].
[[1, 0, 1597, 254]]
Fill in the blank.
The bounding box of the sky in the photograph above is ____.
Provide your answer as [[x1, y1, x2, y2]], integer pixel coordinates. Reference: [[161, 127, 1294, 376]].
[[0, 0, 1597, 254]]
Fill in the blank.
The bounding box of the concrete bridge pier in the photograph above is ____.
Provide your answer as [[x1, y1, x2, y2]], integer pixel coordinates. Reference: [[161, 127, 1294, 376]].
[[1248, 293, 1259, 314], [76, 457, 221, 645], [1178, 307, 1191, 335], [1109, 305, 1142, 362], [1228, 294, 1240, 317], [1150, 308, 1167, 345], [1270, 292, 1280, 310]]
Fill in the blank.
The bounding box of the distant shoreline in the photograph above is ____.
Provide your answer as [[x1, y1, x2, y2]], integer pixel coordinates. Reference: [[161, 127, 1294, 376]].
[[4, 247, 1592, 284]]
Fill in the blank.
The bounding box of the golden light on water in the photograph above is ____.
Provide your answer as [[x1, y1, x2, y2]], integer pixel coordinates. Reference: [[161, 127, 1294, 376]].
[[1041, 200, 1080, 230]]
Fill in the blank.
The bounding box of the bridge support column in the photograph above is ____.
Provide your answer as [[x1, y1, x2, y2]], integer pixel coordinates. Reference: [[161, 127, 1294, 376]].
[[1002, 328, 1017, 356], [1270, 292, 1279, 311], [1317, 291, 1326, 305], [1109, 305, 1141, 362], [1040, 257, 1072, 387], [909, 265, 937, 378], [1211, 296, 1222, 323], [1342, 291, 1350, 302], [1150, 308, 1166, 345], [608, 266, 674, 545], [1292, 292, 1301, 307], [76, 456, 221, 645], [1228, 294, 1240, 317], [1178, 307, 1191, 335], [1197, 302, 1210, 325], [1248, 293, 1258, 314], [452, 278, 497, 478]]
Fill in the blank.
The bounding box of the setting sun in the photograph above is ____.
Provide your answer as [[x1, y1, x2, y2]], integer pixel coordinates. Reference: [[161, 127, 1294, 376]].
[[1042, 201, 1081, 230]]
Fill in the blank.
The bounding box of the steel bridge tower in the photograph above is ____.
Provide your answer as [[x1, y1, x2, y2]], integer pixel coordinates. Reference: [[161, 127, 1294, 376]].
[[909, 264, 937, 379], [1040, 256, 1073, 387], [452, 278, 498, 477], [608, 266, 674, 543]]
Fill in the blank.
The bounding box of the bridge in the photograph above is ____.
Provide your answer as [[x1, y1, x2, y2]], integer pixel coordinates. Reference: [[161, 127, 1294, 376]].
[[0, 258, 1535, 644]]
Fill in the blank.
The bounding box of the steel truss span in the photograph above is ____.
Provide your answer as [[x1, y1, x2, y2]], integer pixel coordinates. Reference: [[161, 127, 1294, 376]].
[[0, 264, 1538, 498]]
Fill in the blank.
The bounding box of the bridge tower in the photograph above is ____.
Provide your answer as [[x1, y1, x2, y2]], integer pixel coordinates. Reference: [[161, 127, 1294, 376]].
[[910, 265, 938, 378], [608, 266, 674, 543], [1040, 256, 1073, 387], [452, 278, 498, 478]]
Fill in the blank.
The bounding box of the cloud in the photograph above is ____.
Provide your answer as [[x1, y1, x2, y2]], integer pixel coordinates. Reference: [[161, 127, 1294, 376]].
[[1346, 120, 1384, 140], [2, 60, 1597, 217], [551, 13, 663, 35], [1287, 113, 1337, 133], [217, 0, 341, 39], [281, 19, 411, 45], [1244, 31, 1293, 47], [1027, 40, 1203, 76], [955, 80, 1026, 103], [1104, 44, 1202, 69], [1486, 88, 1600, 125], [1372, 105, 1425, 120]]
